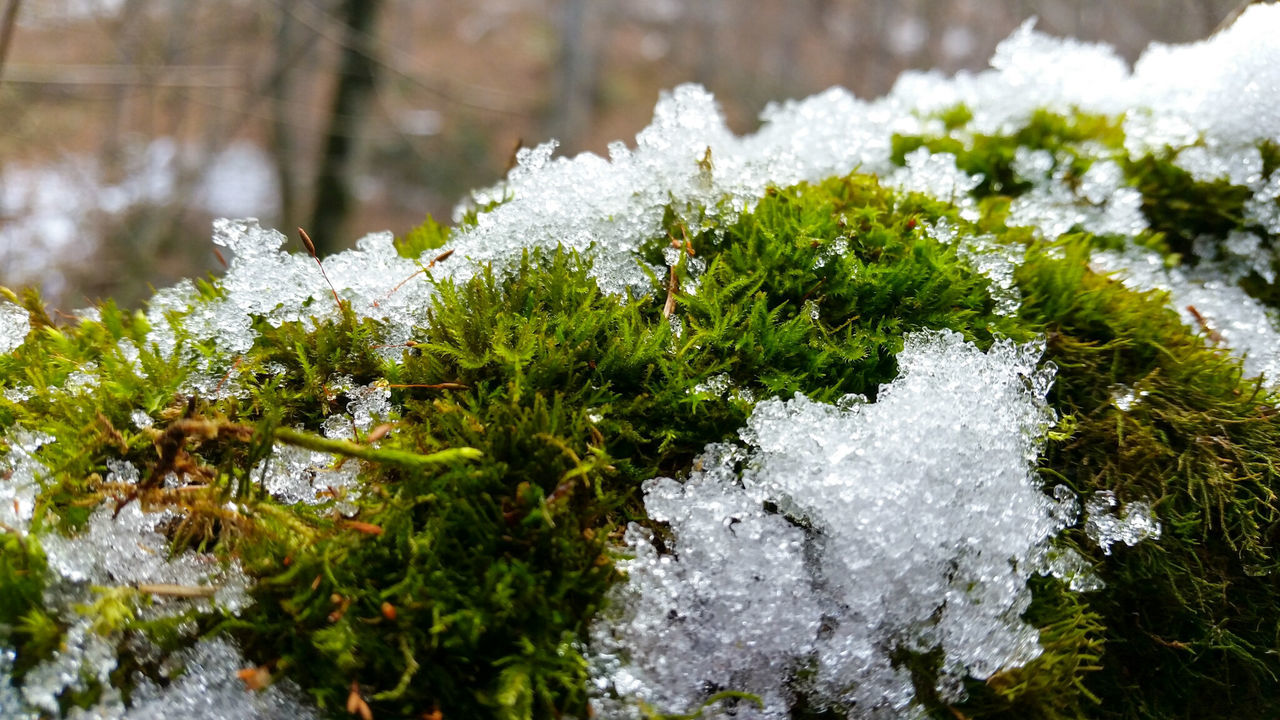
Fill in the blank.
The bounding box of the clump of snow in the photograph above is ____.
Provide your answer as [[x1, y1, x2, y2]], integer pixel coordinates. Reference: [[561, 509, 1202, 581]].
[[21, 616, 121, 714], [590, 445, 824, 718], [7, 458, 280, 718], [2, 385, 34, 404], [886, 148, 982, 221], [591, 330, 1077, 717], [0, 649, 33, 720], [319, 376, 393, 440], [0, 299, 30, 355], [1006, 150, 1148, 241]]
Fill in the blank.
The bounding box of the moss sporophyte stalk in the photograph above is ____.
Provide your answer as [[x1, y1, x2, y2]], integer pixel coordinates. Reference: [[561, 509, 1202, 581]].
[[4, 9, 1280, 720]]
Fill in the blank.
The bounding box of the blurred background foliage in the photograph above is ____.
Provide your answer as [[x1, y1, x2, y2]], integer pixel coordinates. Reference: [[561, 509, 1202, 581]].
[[0, 0, 1245, 308]]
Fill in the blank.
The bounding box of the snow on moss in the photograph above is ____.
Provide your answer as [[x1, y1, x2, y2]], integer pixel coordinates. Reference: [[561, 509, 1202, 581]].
[[0, 5, 1278, 718], [590, 331, 1085, 717], [0, 299, 29, 355]]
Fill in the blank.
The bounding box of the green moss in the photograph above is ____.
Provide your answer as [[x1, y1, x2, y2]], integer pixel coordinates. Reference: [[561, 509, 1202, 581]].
[[394, 214, 451, 259], [1016, 237, 1280, 719], [2, 130, 1279, 717], [891, 109, 1126, 198]]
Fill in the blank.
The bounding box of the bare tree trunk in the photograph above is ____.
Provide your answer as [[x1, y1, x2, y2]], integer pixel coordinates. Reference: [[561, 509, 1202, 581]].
[[695, 0, 722, 87], [102, 0, 146, 183], [308, 0, 384, 256], [269, 6, 302, 231], [0, 0, 21, 81], [551, 0, 590, 149]]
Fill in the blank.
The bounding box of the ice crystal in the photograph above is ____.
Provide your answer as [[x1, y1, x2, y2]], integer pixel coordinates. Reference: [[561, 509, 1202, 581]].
[[591, 330, 1073, 717], [3, 384, 34, 403], [1109, 384, 1149, 412], [1084, 491, 1162, 556], [1043, 547, 1105, 593], [689, 373, 731, 398], [254, 440, 358, 506]]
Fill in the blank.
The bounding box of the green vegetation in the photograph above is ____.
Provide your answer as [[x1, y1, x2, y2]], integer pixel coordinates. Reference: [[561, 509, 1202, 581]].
[[2, 110, 1280, 719]]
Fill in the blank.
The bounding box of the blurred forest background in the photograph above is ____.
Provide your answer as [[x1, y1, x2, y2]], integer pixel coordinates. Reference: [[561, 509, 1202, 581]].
[[0, 0, 1246, 308]]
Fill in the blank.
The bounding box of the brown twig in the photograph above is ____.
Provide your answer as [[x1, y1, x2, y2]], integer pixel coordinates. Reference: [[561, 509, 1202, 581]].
[[662, 264, 679, 318], [376, 248, 456, 306], [1186, 305, 1224, 345], [136, 583, 218, 598]]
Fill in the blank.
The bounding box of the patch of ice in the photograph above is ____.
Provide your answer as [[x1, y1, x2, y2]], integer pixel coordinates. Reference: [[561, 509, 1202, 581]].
[[41, 498, 251, 615]]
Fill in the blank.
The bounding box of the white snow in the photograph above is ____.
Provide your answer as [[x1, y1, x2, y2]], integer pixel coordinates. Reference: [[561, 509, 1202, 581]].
[[590, 331, 1086, 717], [0, 300, 30, 355]]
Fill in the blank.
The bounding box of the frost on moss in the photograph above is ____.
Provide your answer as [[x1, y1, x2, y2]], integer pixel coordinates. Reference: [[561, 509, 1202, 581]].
[[2, 6, 1280, 720]]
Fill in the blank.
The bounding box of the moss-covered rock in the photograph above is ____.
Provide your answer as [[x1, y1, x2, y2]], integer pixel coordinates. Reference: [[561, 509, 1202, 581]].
[[3, 9, 1280, 720]]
